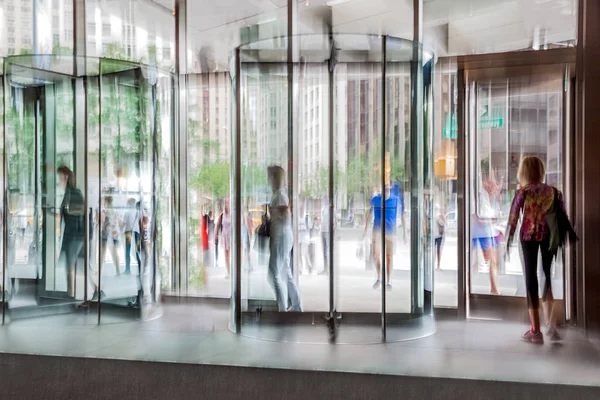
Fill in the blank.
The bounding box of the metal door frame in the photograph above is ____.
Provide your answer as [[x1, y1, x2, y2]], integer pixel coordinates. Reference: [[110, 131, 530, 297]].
[[452, 48, 577, 321]]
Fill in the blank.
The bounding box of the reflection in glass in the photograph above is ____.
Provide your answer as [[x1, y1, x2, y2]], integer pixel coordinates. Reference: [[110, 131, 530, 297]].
[[187, 72, 231, 297]]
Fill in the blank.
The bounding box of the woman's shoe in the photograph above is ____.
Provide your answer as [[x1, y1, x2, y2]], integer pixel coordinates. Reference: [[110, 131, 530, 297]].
[[522, 329, 544, 344], [546, 329, 562, 341]]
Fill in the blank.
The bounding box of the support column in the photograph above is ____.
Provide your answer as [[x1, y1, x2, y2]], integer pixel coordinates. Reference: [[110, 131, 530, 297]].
[[72, 0, 89, 300], [287, 0, 299, 285], [576, 0, 600, 339], [410, 0, 424, 314], [175, 0, 188, 292]]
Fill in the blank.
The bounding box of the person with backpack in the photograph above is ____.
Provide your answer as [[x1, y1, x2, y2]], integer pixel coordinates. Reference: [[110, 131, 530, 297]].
[[57, 166, 85, 298], [506, 156, 574, 344]]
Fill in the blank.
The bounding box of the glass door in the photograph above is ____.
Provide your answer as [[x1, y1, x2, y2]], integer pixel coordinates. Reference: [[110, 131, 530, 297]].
[[4, 66, 85, 319], [465, 66, 568, 320]]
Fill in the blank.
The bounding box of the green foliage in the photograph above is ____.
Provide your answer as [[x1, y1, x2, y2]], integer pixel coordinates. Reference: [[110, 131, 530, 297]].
[[188, 265, 206, 290], [302, 162, 344, 198], [190, 161, 230, 200], [345, 158, 371, 199], [51, 45, 71, 56]]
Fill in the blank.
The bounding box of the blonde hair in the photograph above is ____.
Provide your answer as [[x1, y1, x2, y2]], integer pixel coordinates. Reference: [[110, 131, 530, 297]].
[[518, 156, 545, 185], [268, 165, 286, 189]]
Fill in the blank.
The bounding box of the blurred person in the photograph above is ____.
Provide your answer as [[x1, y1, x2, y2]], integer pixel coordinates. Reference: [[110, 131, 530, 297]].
[[214, 199, 231, 279], [214, 206, 221, 268], [133, 202, 153, 306], [133, 201, 142, 272], [506, 156, 565, 344], [364, 154, 400, 291], [100, 195, 122, 276], [207, 210, 215, 268], [89, 206, 105, 301], [123, 198, 137, 275], [434, 202, 446, 270], [471, 171, 501, 295], [309, 215, 319, 269], [201, 208, 210, 269], [320, 196, 330, 275], [140, 203, 152, 273], [364, 183, 400, 291], [244, 209, 254, 272], [298, 211, 313, 275], [255, 208, 270, 267], [57, 166, 85, 298], [267, 166, 301, 312]]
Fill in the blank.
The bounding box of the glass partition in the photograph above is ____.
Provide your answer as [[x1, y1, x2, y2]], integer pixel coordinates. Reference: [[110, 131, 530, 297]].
[[0, 58, 5, 318], [230, 34, 434, 343]]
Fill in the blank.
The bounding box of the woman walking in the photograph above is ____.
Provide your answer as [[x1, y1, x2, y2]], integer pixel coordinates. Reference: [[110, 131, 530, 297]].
[[267, 166, 301, 312], [506, 156, 564, 344]]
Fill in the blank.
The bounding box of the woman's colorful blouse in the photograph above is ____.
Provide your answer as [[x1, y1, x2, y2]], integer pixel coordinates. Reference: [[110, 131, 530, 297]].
[[506, 183, 565, 246]]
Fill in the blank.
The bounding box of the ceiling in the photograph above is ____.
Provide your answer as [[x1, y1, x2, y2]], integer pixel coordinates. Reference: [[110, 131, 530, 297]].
[[184, 0, 577, 72]]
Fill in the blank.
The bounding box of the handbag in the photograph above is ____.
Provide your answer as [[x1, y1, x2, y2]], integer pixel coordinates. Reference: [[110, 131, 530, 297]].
[[546, 187, 578, 255], [256, 212, 271, 237]]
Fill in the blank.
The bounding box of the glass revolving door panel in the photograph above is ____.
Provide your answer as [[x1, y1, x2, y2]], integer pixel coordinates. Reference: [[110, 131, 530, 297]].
[[231, 35, 436, 343]]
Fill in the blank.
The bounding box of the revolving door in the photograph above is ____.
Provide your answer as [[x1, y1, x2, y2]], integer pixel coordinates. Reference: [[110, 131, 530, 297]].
[[230, 35, 435, 342], [1, 55, 173, 323]]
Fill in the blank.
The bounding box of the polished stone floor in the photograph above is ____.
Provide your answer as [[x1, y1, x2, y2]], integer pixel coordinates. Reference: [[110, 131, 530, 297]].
[[0, 302, 598, 388]]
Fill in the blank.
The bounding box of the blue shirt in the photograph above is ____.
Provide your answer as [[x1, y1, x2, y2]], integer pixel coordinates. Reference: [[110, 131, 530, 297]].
[[371, 194, 400, 234]]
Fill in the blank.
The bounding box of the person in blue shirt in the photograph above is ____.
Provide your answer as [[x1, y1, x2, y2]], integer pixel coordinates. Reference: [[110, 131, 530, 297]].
[[363, 184, 404, 291]]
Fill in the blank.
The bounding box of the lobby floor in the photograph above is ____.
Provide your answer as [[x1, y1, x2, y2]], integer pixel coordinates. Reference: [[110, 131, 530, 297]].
[[0, 302, 599, 388]]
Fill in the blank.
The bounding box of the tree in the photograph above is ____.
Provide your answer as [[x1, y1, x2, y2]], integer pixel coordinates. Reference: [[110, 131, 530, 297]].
[[302, 162, 344, 199], [190, 161, 230, 200]]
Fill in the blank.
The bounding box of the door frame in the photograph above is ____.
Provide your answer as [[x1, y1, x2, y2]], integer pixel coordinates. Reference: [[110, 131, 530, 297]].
[[451, 48, 577, 321]]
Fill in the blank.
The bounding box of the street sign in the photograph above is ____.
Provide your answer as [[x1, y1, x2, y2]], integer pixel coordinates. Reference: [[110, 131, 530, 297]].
[[443, 112, 457, 139], [479, 117, 503, 129]]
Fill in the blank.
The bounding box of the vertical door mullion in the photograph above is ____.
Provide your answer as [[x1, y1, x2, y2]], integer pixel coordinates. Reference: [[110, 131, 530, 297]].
[[328, 37, 335, 320], [97, 65, 102, 325], [381, 35, 387, 340]]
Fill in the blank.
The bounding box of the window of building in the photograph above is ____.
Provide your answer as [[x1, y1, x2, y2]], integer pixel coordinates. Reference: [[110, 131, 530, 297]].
[[102, 23, 111, 37]]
